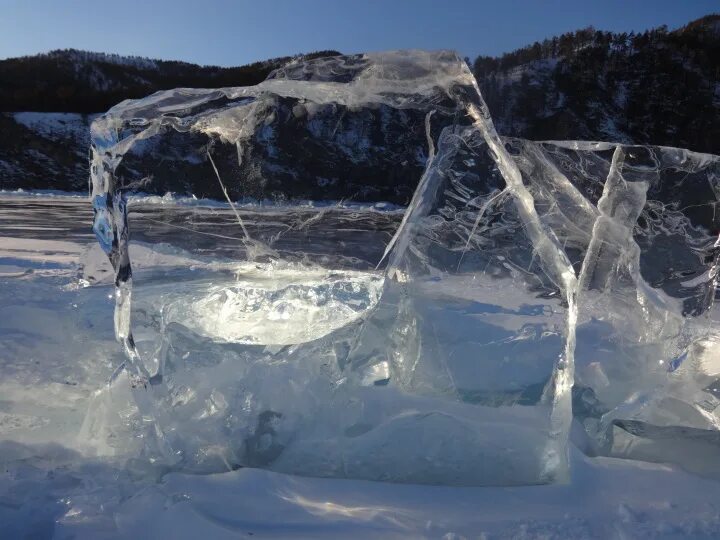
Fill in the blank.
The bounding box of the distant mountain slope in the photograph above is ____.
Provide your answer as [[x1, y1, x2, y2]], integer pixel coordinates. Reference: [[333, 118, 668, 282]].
[[0, 50, 341, 192], [0, 49, 340, 113], [0, 16, 718, 195], [473, 14, 720, 154], [0, 112, 95, 191]]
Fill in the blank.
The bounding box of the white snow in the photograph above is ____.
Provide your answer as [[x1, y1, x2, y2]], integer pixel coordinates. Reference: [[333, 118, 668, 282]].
[[75, 452, 720, 539]]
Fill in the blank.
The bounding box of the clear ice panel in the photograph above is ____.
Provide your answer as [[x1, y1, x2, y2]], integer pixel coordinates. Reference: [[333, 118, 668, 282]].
[[504, 140, 720, 474], [86, 50, 573, 486], [345, 125, 578, 484]]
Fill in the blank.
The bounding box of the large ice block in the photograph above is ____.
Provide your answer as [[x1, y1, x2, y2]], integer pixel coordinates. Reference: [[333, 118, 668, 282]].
[[87, 49, 719, 485]]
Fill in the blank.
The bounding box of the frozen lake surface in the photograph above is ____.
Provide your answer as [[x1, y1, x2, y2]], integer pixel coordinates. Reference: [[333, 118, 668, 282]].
[[2, 194, 720, 539]]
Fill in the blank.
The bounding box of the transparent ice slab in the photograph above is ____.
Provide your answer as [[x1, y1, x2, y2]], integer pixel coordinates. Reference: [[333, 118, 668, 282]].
[[86, 50, 720, 485], [511, 140, 720, 474]]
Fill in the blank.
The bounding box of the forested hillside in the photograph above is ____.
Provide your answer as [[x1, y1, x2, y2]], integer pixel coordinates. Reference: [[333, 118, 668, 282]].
[[473, 14, 720, 154], [0, 49, 340, 113], [0, 15, 717, 194]]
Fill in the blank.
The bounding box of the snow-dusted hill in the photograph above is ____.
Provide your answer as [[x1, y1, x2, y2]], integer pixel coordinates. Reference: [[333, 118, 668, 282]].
[[0, 112, 93, 191], [1, 16, 718, 197], [0, 49, 340, 194], [475, 15, 720, 154]]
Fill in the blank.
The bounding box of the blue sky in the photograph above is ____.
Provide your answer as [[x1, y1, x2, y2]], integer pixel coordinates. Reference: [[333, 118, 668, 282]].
[[0, 0, 717, 66]]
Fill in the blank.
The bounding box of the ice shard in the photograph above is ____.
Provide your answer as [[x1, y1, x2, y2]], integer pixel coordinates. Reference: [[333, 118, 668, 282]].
[[512, 141, 720, 475], [88, 50, 720, 485]]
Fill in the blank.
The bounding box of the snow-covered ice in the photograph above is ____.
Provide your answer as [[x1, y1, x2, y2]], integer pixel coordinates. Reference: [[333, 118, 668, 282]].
[[4, 194, 720, 538]]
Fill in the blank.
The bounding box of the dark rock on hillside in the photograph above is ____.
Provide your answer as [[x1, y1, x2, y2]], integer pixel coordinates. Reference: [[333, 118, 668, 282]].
[[111, 57, 459, 204], [113, 98, 435, 204]]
